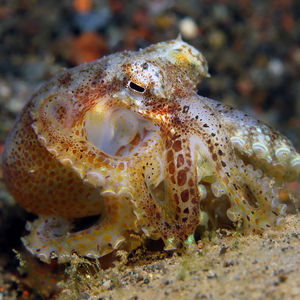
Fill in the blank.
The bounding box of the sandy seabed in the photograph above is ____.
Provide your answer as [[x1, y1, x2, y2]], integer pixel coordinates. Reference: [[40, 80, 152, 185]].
[[54, 214, 300, 300]]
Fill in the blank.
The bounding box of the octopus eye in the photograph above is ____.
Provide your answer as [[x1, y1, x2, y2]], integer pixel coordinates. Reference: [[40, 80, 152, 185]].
[[128, 81, 145, 93], [85, 107, 156, 157]]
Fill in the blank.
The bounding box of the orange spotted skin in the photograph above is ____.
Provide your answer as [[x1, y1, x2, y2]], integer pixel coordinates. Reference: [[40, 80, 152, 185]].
[[3, 102, 104, 218], [2, 39, 300, 262]]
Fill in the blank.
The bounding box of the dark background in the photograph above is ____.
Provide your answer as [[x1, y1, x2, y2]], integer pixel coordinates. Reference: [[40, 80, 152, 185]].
[[0, 0, 299, 149]]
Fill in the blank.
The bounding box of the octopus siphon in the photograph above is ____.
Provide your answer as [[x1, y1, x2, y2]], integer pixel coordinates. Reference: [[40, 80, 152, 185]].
[[2, 39, 300, 263]]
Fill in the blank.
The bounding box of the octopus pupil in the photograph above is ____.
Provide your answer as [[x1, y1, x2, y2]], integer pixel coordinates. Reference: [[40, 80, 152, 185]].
[[129, 81, 145, 93]]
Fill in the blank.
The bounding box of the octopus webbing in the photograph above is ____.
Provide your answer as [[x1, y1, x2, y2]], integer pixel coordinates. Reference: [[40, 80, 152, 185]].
[[2, 39, 300, 263]]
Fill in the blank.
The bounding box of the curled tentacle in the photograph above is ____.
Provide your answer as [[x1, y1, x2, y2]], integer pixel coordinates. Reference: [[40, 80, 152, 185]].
[[23, 194, 138, 263]]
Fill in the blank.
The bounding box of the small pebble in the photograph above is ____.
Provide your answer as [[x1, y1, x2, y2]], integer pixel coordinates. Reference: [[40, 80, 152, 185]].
[[207, 272, 217, 279], [0, 81, 11, 99], [268, 58, 284, 77], [219, 245, 227, 255], [179, 17, 198, 39], [224, 260, 234, 267], [234, 274, 240, 280], [78, 293, 90, 299], [208, 30, 227, 49], [194, 292, 208, 299]]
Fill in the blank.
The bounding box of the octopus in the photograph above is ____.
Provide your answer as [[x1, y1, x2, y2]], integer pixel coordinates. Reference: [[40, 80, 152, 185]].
[[2, 39, 300, 263]]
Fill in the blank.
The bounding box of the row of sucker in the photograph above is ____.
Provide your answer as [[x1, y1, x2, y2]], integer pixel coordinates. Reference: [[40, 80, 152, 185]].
[[225, 160, 285, 233], [201, 98, 300, 182], [23, 193, 138, 263]]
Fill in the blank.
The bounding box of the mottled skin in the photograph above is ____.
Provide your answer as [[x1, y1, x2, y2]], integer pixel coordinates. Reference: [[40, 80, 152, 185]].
[[3, 39, 300, 262]]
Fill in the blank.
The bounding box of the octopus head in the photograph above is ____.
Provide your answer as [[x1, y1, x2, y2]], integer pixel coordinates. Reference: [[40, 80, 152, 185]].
[[85, 39, 209, 157], [114, 39, 209, 109]]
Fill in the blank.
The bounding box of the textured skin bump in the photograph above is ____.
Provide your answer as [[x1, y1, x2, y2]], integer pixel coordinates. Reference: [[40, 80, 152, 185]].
[[3, 39, 300, 262]]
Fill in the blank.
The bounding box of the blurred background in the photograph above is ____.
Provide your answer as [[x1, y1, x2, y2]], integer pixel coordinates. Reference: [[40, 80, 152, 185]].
[[0, 0, 299, 297], [0, 0, 300, 149]]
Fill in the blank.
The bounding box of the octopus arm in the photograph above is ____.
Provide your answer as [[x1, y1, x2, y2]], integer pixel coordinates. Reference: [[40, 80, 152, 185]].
[[200, 96, 300, 182], [22, 194, 138, 263]]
